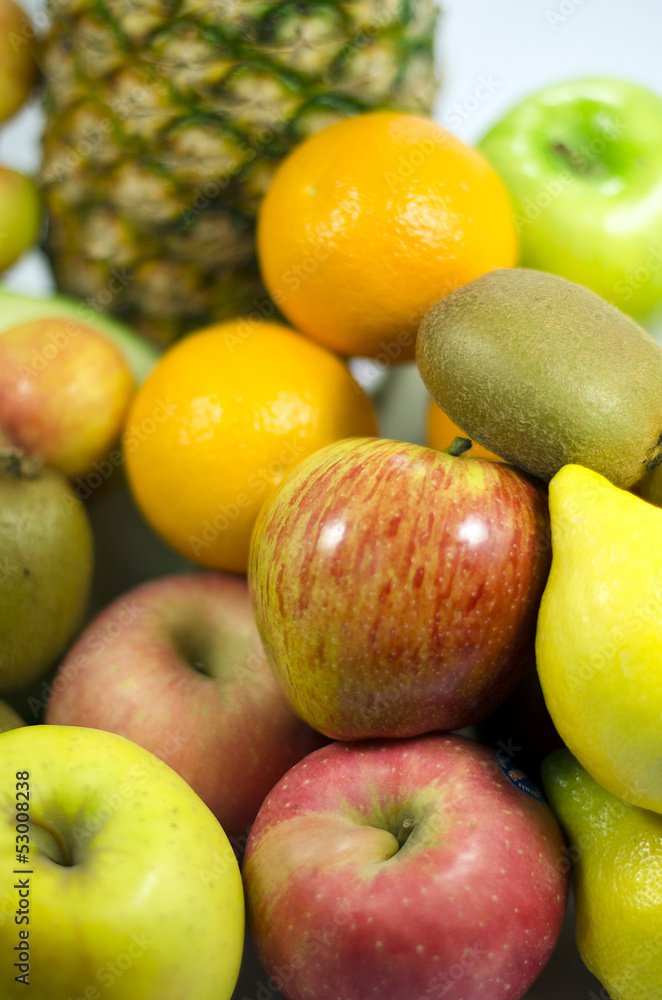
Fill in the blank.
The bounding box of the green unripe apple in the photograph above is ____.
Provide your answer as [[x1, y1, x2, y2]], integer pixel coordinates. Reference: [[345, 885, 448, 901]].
[[479, 78, 662, 319]]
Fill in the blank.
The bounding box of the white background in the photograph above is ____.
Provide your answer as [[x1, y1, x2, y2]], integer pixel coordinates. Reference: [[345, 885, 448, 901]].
[[1, 1, 657, 996]]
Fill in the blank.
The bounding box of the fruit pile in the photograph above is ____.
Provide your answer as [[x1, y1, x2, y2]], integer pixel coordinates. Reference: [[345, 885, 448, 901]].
[[2, 4, 662, 1000]]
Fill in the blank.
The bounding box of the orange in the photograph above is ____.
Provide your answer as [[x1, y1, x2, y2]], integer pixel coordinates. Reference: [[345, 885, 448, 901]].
[[427, 398, 502, 462], [124, 318, 378, 574], [257, 111, 518, 361]]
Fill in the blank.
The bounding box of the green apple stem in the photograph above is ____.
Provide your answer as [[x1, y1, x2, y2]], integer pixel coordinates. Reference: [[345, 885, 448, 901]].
[[444, 437, 473, 458], [552, 141, 598, 176], [396, 817, 416, 847]]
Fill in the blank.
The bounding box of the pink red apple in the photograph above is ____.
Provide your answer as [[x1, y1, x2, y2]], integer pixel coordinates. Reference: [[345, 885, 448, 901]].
[[243, 734, 569, 1000], [44, 572, 326, 844], [0, 316, 135, 477], [248, 436, 551, 740]]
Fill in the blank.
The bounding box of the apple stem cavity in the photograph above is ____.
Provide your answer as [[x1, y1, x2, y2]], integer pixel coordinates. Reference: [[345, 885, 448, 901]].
[[31, 820, 73, 867], [444, 436, 473, 458]]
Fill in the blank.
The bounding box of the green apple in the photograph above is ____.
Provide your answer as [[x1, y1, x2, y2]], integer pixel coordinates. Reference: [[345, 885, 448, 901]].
[[0, 288, 159, 384], [0, 725, 244, 999], [478, 78, 662, 318]]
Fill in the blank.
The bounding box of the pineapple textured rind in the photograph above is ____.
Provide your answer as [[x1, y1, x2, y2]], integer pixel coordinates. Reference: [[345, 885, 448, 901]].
[[40, 0, 440, 344]]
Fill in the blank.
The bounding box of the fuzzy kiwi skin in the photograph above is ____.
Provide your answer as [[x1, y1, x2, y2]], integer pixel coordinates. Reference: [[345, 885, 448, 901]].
[[0, 458, 93, 692], [416, 268, 662, 488]]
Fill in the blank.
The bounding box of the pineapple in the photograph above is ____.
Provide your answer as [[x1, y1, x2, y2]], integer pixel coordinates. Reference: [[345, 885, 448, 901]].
[[39, 0, 440, 344]]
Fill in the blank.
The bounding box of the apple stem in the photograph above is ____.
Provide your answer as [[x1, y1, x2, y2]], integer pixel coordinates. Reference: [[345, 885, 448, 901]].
[[397, 817, 415, 847], [0, 448, 42, 478], [444, 437, 473, 458], [552, 141, 594, 175]]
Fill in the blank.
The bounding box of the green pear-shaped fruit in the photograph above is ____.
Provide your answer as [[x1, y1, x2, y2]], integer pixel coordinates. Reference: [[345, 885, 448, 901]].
[[536, 463, 662, 812], [543, 748, 662, 1000], [0, 451, 93, 691]]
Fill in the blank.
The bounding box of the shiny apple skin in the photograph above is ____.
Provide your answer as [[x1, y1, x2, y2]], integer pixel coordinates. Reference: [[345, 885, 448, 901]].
[[249, 437, 551, 740]]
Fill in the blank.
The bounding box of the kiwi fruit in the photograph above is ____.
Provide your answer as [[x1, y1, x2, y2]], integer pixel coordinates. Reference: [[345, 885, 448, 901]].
[[416, 268, 662, 488], [0, 451, 93, 692]]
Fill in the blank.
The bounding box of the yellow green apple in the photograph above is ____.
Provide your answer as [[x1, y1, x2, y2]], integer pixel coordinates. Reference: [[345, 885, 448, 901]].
[[0, 725, 244, 999]]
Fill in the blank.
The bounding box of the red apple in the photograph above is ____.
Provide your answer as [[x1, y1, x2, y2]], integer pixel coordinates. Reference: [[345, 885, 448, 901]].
[[243, 734, 570, 1000], [248, 436, 551, 740], [0, 317, 136, 478], [44, 572, 326, 845]]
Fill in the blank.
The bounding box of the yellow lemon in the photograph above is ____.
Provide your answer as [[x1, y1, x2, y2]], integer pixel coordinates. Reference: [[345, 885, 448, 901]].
[[536, 463, 662, 812]]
